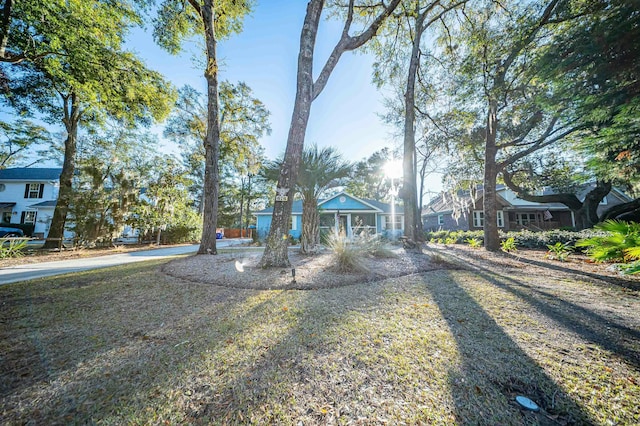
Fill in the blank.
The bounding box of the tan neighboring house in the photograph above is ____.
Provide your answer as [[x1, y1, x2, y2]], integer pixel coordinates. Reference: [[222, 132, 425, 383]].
[[422, 184, 632, 232]]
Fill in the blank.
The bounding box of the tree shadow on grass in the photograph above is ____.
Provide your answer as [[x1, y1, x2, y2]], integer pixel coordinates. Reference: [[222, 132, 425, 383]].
[[426, 271, 592, 425], [462, 262, 640, 371], [504, 251, 640, 292]]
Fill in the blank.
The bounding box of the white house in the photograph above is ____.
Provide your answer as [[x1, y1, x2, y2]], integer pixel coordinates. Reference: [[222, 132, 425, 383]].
[[0, 168, 63, 238]]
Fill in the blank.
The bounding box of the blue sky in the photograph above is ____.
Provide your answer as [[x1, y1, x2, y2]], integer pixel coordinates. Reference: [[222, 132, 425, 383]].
[[128, 1, 399, 163]]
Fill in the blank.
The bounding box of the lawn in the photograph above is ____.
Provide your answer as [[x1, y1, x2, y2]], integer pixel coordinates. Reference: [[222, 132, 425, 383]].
[[1, 248, 639, 425]]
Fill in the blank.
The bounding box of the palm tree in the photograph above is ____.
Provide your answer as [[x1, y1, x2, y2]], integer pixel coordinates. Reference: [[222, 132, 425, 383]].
[[265, 144, 351, 254]]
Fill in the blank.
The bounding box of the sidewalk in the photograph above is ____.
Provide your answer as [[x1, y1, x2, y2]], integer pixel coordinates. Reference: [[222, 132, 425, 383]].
[[0, 239, 252, 285]]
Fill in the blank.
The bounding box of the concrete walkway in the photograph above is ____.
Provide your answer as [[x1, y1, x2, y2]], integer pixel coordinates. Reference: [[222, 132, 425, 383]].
[[0, 239, 252, 285]]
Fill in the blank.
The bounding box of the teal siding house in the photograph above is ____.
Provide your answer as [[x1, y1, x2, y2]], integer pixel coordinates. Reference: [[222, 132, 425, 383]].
[[254, 192, 404, 241]]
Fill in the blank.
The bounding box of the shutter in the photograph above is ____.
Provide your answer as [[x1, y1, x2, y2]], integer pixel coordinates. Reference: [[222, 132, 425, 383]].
[[20, 211, 26, 224], [38, 184, 44, 198], [24, 184, 29, 198]]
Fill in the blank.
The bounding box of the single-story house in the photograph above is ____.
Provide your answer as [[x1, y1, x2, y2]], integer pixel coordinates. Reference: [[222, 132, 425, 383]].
[[422, 184, 632, 232], [0, 167, 69, 239], [254, 192, 404, 240]]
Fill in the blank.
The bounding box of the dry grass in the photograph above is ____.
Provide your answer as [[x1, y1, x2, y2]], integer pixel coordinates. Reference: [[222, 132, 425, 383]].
[[1, 248, 639, 425]]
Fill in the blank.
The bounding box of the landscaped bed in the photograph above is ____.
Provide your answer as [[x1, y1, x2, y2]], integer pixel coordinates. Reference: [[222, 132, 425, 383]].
[[1, 246, 638, 424]]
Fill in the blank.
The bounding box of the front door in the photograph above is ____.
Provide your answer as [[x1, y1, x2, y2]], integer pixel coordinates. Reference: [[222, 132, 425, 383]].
[[338, 215, 348, 236]]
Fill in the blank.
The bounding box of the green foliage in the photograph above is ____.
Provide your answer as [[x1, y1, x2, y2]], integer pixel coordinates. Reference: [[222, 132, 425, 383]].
[[500, 237, 517, 253], [576, 220, 640, 263], [546, 242, 573, 262], [153, 0, 253, 54], [427, 229, 605, 250], [465, 238, 482, 248], [69, 127, 159, 246], [0, 119, 51, 167], [165, 83, 270, 221], [618, 261, 640, 275], [345, 148, 392, 202], [0, 238, 28, 259], [444, 237, 457, 245]]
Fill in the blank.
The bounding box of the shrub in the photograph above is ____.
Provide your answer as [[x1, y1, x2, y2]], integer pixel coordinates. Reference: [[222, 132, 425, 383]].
[[546, 242, 573, 262], [0, 238, 28, 259], [576, 220, 640, 263], [326, 233, 368, 273], [500, 237, 518, 253], [465, 237, 482, 248]]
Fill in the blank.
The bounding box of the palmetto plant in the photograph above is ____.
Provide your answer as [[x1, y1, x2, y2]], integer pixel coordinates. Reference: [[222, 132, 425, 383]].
[[265, 144, 351, 254], [576, 220, 640, 263]]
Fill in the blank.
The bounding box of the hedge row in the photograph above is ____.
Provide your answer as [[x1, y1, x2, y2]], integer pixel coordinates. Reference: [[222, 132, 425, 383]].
[[425, 229, 609, 250]]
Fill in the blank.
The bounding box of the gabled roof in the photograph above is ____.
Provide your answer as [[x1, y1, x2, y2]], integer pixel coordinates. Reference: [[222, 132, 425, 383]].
[[254, 192, 403, 215], [318, 192, 383, 212], [254, 200, 304, 215], [30, 200, 57, 207], [0, 167, 63, 181]]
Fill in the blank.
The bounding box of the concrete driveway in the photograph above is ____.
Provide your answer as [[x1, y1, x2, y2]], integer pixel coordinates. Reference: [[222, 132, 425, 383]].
[[0, 239, 252, 285]]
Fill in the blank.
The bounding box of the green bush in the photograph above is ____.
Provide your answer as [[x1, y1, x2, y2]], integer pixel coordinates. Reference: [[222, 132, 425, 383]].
[[0, 238, 28, 259], [576, 220, 640, 263], [465, 237, 482, 248], [161, 224, 201, 244], [500, 237, 518, 253], [546, 242, 573, 262], [425, 229, 603, 250]]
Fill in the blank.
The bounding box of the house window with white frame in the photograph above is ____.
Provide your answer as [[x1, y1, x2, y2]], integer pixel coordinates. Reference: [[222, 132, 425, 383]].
[[22, 210, 37, 224], [385, 214, 403, 230], [473, 210, 484, 228], [25, 183, 43, 199], [474, 210, 505, 228], [438, 214, 444, 225], [290, 215, 297, 231]]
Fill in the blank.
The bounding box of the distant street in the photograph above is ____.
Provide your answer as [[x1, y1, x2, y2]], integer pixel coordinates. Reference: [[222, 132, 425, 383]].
[[0, 239, 252, 285]]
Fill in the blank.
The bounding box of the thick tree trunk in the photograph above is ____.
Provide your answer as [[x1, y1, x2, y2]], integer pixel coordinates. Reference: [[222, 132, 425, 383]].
[[300, 196, 319, 254], [260, 0, 323, 268], [401, 10, 426, 248], [44, 93, 80, 249], [483, 103, 500, 251], [260, 0, 400, 267], [198, 0, 221, 255], [574, 181, 611, 229]]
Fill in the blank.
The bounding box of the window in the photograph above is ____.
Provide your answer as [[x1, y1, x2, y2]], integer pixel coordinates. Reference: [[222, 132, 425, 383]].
[[290, 215, 297, 231], [438, 214, 444, 225], [24, 183, 44, 199], [319, 214, 335, 227], [22, 210, 37, 224], [474, 210, 504, 228], [352, 213, 375, 228], [2, 211, 11, 223], [385, 214, 402, 230], [516, 213, 537, 226], [473, 211, 484, 228]]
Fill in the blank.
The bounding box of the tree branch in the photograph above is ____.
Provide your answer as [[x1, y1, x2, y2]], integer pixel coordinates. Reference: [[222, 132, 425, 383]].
[[312, 0, 402, 100], [502, 168, 583, 210]]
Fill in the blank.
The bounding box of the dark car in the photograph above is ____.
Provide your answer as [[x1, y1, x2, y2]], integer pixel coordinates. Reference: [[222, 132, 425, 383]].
[[0, 226, 24, 238]]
